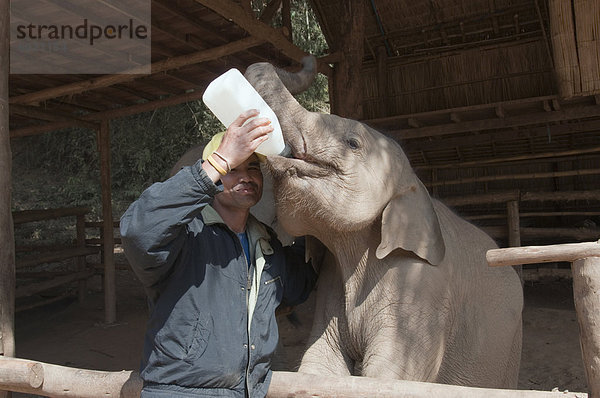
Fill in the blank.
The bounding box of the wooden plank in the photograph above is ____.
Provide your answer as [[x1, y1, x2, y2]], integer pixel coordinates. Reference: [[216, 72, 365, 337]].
[[0, 0, 15, 369], [9, 36, 264, 105], [16, 247, 100, 269], [99, 120, 116, 324], [487, 241, 600, 267], [12, 207, 90, 225], [15, 270, 95, 298], [572, 256, 600, 396]]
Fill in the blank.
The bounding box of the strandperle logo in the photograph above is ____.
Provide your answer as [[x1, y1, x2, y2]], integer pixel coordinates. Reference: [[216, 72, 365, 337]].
[[15, 18, 149, 46], [10, 0, 151, 74]]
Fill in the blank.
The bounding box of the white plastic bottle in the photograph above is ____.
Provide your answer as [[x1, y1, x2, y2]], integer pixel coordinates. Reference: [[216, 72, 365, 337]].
[[202, 68, 285, 156]]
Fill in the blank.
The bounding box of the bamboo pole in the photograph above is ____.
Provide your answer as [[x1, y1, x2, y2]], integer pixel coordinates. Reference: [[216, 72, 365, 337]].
[[98, 120, 116, 324], [0, 358, 588, 398], [487, 241, 600, 267], [572, 257, 600, 398], [0, 1, 16, 392]]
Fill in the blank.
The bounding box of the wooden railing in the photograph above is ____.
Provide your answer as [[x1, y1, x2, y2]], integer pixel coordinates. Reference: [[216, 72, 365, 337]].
[[12, 207, 99, 311]]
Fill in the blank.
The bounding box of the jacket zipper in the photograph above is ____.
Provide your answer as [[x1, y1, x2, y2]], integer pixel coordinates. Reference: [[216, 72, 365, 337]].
[[235, 232, 253, 397]]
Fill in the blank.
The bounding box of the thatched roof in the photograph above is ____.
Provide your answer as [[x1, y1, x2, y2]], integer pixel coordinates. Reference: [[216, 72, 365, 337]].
[[311, 0, 600, 247], [7, 0, 600, 248]]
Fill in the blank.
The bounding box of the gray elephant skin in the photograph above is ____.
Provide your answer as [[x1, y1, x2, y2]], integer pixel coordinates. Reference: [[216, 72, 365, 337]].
[[243, 57, 523, 389]]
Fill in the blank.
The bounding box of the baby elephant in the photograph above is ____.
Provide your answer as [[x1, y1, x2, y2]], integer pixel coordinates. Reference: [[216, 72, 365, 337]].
[[243, 57, 523, 388]]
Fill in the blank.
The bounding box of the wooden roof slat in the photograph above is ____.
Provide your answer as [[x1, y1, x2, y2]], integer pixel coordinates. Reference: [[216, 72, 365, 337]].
[[9, 36, 264, 106], [385, 103, 600, 140], [9, 104, 97, 130]]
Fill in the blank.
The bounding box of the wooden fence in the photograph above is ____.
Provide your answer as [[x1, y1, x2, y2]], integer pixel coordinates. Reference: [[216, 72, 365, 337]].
[[12, 207, 99, 311], [0, 357, 587, 397], [12, 207, 122, 312]]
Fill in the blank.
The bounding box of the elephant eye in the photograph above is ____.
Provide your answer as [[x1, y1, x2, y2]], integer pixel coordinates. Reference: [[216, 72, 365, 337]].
[[346, 137, 360, 150]]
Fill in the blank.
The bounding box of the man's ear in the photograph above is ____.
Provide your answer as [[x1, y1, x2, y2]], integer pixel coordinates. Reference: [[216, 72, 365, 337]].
[[376, 180, 446, 265]]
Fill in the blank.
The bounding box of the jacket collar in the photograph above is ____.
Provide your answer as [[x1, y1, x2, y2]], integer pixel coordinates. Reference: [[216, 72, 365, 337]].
[[201, 205, 272, 249]]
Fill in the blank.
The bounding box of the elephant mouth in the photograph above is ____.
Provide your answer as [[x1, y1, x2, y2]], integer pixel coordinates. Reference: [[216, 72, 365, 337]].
[[266, 153, 332, 180]]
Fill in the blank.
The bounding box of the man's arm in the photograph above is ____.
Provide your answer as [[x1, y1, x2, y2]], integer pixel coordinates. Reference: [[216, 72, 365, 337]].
[[120, 160, 219, 290]]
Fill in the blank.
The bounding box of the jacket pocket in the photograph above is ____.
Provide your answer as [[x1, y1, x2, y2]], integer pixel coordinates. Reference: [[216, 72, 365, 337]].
[[154, 311, 212, 362]]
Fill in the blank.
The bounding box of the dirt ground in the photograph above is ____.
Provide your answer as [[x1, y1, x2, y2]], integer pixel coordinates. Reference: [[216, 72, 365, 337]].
[[10, 265, 588, 397]]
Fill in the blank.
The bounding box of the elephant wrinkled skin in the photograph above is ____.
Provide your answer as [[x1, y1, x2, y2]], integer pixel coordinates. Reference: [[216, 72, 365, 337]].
[[241, 57, 524, 388]]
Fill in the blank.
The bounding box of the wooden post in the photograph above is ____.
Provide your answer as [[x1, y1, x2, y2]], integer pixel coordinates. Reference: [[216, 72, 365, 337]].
[[572, 256, 600, 398], [0, 0, 16, 391], [76, 213, 86, 302], [376, 45, 388, 118], [507, 201, 521, 248], [507, 200, 522, 278], [98, 120, 116, 324], [329, 0, 365, 119], [281, 0, 292, 40]]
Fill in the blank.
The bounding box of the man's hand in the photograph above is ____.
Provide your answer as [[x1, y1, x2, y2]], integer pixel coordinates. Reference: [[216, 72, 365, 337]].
[[219, 110, 272, 169], [202, 109, 273, 182]]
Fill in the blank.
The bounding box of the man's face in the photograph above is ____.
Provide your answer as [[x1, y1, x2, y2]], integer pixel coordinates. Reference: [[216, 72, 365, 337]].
[[214, 154, 263, 211]]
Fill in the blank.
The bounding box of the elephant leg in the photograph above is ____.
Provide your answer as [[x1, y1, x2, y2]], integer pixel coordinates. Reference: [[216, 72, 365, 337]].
[[298, 317, 353, 376]]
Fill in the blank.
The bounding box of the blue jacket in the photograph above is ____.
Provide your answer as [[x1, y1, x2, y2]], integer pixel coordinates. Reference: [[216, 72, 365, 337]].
[[120, 160, 317, 397]]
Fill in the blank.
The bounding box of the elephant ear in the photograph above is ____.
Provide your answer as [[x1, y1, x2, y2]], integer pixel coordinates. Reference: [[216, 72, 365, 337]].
[[376, 179, 446, 265]]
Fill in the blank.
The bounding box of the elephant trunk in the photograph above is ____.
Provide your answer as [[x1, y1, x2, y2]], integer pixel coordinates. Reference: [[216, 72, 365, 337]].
[[274, 56, 317, 95], [245, 56, 317, 157]]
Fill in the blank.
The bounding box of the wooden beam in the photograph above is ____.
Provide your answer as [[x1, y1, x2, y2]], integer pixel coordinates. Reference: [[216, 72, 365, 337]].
[[427, 168, 600, 188], [10, 88, 208, 137], [98, 120, 116, 324], [194, 0, 332, 76], [259, 0, 283, 23], [10, 36, 264, 105], [0, 0, 16, 375], [387, 104, 600, 140], [487, 241, 600, 267], [366, 95, 558, 127], [0, 357, 588, 397], [414, 144, 600, 170], [443, 190, 600, 207], [9, 104, 98, 129]]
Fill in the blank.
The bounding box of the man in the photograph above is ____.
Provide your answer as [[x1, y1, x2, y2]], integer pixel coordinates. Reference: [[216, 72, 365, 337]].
[[120, 109, 317, 397]]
